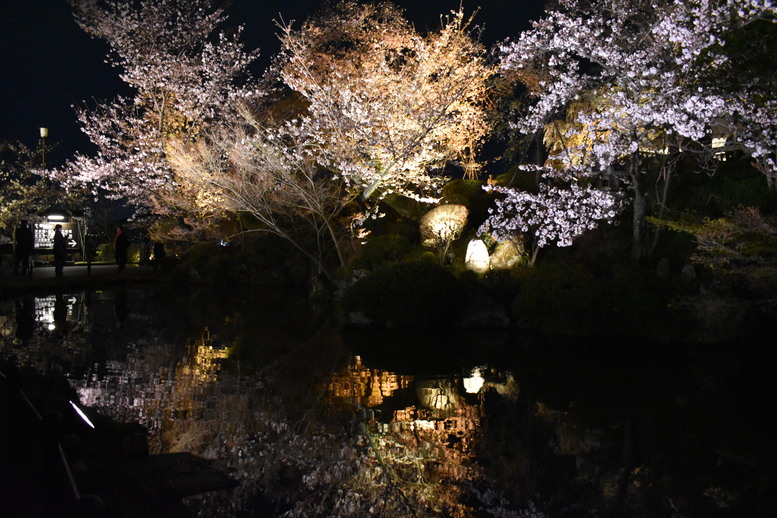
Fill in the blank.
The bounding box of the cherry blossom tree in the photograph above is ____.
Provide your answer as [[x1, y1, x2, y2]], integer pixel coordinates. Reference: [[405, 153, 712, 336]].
[[165, 114, 355, 282], [52, 0, 260, 208], [479, 167, 619, 264], [500, 0, 777, 260], [276, 1, 494, 206], [0, 140, 85, 232]]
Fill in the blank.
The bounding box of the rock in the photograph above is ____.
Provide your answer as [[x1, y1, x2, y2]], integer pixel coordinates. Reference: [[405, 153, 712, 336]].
[[656, 257, 671, 278], [88, 452, 238, 499], [681, 264, 696, 283], [465, 239, 490, 274], [490, 239, 525, 270]]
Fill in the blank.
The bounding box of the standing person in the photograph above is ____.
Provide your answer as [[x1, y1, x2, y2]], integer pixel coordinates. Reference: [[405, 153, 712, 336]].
[[53, 224, 67, 277], [13, 220, 34, 276], [113, 225, 128, 272], [153, 241, 166, 271]]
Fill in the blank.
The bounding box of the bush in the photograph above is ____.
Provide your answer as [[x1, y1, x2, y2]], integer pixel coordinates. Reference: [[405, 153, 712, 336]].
[[184, 242, 234, 282], [353, 233, 416, 270], [512, 262, 603, 334], [342, 262, 466, 328], [178, 235, 315, 287], [512, 260, 680, 338], [95, 242, 114, 262]]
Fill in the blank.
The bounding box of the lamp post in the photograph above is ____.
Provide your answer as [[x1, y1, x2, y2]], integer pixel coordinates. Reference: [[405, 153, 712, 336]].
[[39, 127, 48, 168]]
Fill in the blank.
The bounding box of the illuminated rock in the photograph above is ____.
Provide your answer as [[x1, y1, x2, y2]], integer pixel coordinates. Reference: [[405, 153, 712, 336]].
[[490, 238, 525, 270], [465, 239, 490, 273]]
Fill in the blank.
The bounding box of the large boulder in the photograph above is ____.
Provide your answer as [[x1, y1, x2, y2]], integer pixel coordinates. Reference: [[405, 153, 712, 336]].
[[490, 239, 525, 270]]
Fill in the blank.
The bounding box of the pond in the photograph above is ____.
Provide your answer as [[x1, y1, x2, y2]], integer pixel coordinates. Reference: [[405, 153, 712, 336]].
[[1, 286, 774, 517]]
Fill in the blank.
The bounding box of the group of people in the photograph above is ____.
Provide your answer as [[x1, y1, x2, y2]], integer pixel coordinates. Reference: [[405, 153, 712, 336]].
[[15, 220, 70, 277], [13, 220, 34, 276], [11, 220, 165, 276]]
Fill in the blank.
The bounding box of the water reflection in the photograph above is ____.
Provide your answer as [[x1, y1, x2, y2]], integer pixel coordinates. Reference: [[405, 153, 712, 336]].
[[14, 297, 34, 343], [114, 289, 129, 328], [61, 335, 541, 517], [34, 293, 78, 332], [1, 288, 773, 517], [74, 329, 234, 453]]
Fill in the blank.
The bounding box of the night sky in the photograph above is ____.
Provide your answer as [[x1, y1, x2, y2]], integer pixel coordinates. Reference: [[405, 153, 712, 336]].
[[0, 0, 545, 166]]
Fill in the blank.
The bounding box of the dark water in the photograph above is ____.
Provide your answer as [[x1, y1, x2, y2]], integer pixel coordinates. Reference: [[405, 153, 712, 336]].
[[1, 287, 774, 517]]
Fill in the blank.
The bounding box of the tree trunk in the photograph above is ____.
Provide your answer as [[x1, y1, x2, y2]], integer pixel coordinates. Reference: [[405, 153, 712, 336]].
[[535, 132, 544, 167], [529, 242, 540, 266], [630, 155, 645, 263], [648, 163, 674, 257]]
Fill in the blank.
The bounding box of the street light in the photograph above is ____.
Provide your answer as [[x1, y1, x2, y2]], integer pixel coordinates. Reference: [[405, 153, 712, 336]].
[[39, 127, 49, 168]]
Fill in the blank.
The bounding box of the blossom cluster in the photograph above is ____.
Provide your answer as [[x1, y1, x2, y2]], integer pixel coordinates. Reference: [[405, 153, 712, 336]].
[[501, 0, 777, 176], [51, 0, 260, 207], [278, 2, 494, 204], [478, 168, 619, 249]]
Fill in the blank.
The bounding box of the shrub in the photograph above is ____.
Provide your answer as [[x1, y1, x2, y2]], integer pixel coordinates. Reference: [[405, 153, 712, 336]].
[[95, 242, 114, 262], [512, 260, 679, 337], [184, 242, 233, 282], [512, 262, 602, 334], [353, 233, 416, 270], [342, 262, 466, 328]]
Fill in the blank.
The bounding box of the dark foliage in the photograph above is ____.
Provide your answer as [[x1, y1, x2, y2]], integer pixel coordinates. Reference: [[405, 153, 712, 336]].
[[342, 261, 466, 328]]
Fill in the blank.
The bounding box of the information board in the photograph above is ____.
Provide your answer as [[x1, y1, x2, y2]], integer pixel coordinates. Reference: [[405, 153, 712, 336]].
[[33, 221, 79, 250]]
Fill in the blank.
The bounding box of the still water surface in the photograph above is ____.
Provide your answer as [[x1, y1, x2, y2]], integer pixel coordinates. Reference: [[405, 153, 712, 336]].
[[1, 287, 773, 517]]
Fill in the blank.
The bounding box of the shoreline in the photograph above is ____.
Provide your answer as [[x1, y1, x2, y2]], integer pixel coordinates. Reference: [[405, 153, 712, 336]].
[[0, 263, 164, 298]]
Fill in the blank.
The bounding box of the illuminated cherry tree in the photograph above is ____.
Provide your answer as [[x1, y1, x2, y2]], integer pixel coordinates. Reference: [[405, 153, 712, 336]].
[[277, 1, 494, 205], [500, 0, 777, 259], [53, 0, 260, 208], [165, 116, 355, 281], [479, 167, 619, 264]]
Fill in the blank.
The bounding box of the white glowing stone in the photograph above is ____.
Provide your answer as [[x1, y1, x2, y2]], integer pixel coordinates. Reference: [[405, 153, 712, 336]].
[[465, 239, 490, 274]]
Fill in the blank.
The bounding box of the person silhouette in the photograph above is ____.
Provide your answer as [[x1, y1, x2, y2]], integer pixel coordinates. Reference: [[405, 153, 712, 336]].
[[53, 224, 67, 277], [153, 241, 166, 271], [113, 225, 128, 272], [13, 220, 34, 276]]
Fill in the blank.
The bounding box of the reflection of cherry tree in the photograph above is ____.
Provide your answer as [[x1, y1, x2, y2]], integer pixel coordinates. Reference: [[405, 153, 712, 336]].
[[320, 357, 530, 517], [74, 330, 234, 452], [69, 337, 536, 516]]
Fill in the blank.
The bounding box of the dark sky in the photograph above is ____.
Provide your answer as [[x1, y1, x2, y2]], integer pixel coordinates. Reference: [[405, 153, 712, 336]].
[[0, 0, 545, 166]]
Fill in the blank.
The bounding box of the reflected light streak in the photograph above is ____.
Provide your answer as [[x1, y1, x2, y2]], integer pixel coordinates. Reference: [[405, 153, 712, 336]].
[[69, 400, 96, 428]]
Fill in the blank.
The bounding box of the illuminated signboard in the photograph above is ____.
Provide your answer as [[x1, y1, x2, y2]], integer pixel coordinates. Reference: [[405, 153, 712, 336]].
[[33, 221, 80, 250]]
